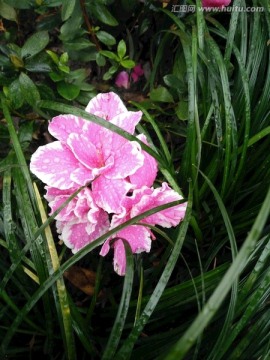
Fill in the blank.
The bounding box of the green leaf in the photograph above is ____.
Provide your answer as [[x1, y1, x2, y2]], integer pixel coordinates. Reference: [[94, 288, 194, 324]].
[[25, 61, 51, 73], [96, 30, 116, 46], [175, 101, 189, 121], [103, 70, 113, 81], [49, 72, 64, 82], [163, 180, 270, 359], [57, 82, 80, 100], [19, 72, 40, 106], [9, 54, 24, 68], [59, 52, 68, 64], [60, 0, 82, 41], [99, 50, 119, 61], [21, 31, 49, 58], [46, 50, 59, 65], [4, 0, 31, 9], [117, 40, 126, 59], [102, 241, 134, 360], [139, 18, 150, 36], [163, 74, 185, 91], [8, 79, 23, 109], [96, 52, 106, 66], [67, 68, 87, 83], [25, 53, 52, 72], [150, 86, 174, 103], [61, 0, 76, 21], [58, 64, 70, 74], [79, 83, 95, 91], [64, 38, 95, 51], [91, 3, 118, 26], [18, 121, 33, 144], [0, 0, 17, 22], [120, 59, 135, 69]]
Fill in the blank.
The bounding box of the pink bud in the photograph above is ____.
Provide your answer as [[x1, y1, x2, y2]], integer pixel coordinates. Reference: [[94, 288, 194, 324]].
[[131, 64, 144, 83], [115, 71, 130, 89], [202, 0, 231, 7]]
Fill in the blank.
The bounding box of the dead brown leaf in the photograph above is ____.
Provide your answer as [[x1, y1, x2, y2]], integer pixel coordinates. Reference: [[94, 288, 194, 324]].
[[64, 266, 96, 296]]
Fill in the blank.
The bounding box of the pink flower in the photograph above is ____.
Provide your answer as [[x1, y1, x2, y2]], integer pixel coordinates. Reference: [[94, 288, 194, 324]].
[[45, 187, 110, 253], [100, 183, 187, 275], [131, 64, 144, 83], [130, 134, 158, 188], [115, 71, 130, 89], [30, 91, 186, 276], [202, 0, 231, 7], [30, 92, 146, 214]]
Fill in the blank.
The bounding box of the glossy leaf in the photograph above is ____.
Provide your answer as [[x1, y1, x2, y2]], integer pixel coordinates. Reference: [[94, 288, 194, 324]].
[[19, 72, 40, 106], [21, 31, 49, 58]]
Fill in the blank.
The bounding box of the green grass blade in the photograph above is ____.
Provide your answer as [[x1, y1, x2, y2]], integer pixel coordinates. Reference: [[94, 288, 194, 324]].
[[164, 186, 270, 359], [3, 166, 22, 265], [102, 241, 134, 360], [0, 200, 183, 351], [130, 101, 172, 166], [34, 183, 76, 360], [1, 96, 37, 212], [114, 183, 193, 359]]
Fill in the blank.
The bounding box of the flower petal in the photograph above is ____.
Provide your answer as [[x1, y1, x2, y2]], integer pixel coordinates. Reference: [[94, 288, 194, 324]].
[[116, 226, 152, 253], [131, 183, 187, 228], [111, 226, 152, 275], [61, 210, 109, 253], [70, 167, 94, 186], [61, 221, 91, 253], [48, 194, 76, 221], [105, 111, 142, 155], [67, 133, 102, 170], [115, 71, 130, 89], [49, 115, 86, 142], [44, 186, 76, 202], [129, 134, 158, 188], [92, 176, 132, 213], [111, 111, 142, 135], [85, 92, 127, 120], [106, 141, 144, 179], [30, 142, 80, 189]]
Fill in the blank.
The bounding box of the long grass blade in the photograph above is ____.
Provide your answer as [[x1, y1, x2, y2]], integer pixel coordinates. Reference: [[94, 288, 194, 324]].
[[164, 186, 270, 359]]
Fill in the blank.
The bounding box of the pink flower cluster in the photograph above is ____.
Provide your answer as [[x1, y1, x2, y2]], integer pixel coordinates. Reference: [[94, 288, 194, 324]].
[[30, 92, 187, 275], [115, 64, 144, 89]]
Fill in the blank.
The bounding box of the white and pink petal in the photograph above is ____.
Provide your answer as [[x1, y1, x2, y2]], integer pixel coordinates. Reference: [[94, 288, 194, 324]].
[[101, 226, 152, 276], [49, 115, 86, 142], [111, 111, 142, 135], [67, 133, 102, 170], [30, 142, 80, 189], [85, 92, 128, 120], [61, 212, 109, 254], [129, 134, 158, 188], [131, 183, 187, 228], [106, 141, 144, 179], [92, 176, 132, 214]]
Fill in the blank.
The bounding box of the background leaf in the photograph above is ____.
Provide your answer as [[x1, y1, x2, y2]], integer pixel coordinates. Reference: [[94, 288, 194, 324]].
[[0, 0, 17, 22], [61, 0, 76, 21], [19, 72, 40, 105], [57, 82, 80, 100], [21, 31, 49, 58]]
